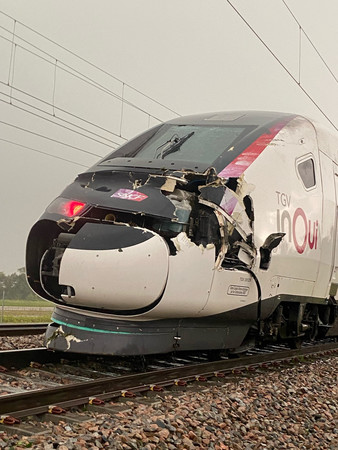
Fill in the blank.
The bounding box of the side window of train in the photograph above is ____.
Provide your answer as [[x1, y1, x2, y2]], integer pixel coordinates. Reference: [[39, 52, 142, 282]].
[[296, 156, 316, 190]]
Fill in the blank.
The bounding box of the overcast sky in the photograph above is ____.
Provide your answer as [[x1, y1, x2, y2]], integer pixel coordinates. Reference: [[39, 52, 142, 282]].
[[1, 0, 338, 274]]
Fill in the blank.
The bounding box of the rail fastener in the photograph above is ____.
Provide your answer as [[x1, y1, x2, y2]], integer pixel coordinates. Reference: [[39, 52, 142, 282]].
[[88, 397, 105, 406], [213, 371, 225, 378], [121, 390, 136, 398], [48, 405, 66, 415], [260, 362, 272, 368], [194, 375, 207, 382], [149, 384, 164, 392], [0, 415, 20, 425], [30, 362, 42, 368], [174, 379, 187, 386], [271, 360, 281, 366]]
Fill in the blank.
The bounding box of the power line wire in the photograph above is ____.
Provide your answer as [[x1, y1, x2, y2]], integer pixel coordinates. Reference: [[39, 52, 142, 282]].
[[0, 137, 89, 168], [0, 30, 161, 132], [0, 75, 127, 144], [282, 0, 338, 85], [226, 0, 338, 132], [0, 87, 120, 149], [0, 119, 103, 158], [0, 11, 180, 116], [0, 10, 179, 169]]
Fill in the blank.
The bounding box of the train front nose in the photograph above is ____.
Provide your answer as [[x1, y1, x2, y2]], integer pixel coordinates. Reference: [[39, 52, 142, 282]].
[[58, 223, 169, 311]]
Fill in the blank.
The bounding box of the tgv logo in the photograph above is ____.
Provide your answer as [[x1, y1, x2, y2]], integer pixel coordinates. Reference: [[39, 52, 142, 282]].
[[276, 192, 319, 254]]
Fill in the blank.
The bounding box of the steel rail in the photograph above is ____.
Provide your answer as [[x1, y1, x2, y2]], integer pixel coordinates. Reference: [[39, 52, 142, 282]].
[[0, 348, 74, 368], [0, 341, 337, 418], [0, 323, 48, 337]]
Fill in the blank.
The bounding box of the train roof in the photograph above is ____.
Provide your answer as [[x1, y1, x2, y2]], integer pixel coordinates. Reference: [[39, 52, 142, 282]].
[[88, 111, 337, 175], [166, 110, 295, 126]]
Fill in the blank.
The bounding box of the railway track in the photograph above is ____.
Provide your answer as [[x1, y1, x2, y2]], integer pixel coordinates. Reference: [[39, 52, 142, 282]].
[[0, 323, 48, 336], [0, 340, 337, 421]]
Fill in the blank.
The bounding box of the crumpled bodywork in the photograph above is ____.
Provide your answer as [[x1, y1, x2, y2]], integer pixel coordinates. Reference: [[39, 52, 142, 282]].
[[26, 164, 258, 311], [27, 111, 296, 313]]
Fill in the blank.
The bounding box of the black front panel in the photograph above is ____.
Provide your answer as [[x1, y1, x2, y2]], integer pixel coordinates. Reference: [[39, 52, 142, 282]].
[[67, 222, 154, 251]]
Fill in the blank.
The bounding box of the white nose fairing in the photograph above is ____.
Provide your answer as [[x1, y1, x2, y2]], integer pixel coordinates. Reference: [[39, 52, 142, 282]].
[[58, 223, 169, 310]]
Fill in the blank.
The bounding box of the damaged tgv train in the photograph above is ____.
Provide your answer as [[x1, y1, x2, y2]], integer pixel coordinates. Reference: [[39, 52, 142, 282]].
[[26, 111, 338, 355]]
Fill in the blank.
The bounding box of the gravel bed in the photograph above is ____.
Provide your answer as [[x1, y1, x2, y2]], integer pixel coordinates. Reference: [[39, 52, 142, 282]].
[[0, 335, 45, 351], [0, 356, 336, 449]]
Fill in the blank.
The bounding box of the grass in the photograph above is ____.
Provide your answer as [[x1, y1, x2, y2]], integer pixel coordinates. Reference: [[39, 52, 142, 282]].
[[1, 299, 53, 307], [0, 298, 53, 322], [1, 314, 52, 323]]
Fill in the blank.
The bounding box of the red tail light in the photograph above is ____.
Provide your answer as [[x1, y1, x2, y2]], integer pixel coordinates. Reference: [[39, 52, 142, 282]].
[[47, 198, 87, 217], [64, 201, 86, 217]]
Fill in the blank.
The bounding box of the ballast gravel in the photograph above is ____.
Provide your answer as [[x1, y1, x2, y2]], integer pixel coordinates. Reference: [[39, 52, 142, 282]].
[[0, 334, 44, 350], [0, 346, 336, 450]]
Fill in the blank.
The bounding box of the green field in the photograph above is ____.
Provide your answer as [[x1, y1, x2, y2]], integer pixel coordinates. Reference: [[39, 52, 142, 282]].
[[0, 298, 54, 323], [1, 299, 53, 307], [1, 313, 52, 323]]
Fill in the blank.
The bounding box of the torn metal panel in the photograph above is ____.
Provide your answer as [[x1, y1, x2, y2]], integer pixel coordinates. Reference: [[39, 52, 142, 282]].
[[220, 188, 238, 215], [171, 231, 196, 252], [235, 241, 257, 266], [46, 326, 88, 351], [213, 210, 228, 270], [35, 165, 260, 308], [199, 198, 248, 241], [199, 183, 226, 206], [198, 173, 257, 269], [199, 173, 255, 237], [160, 177, 177, 192]]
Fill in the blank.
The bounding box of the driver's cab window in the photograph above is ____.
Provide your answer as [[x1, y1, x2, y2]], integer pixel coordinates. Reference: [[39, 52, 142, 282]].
[[297, 156, 316, 190]]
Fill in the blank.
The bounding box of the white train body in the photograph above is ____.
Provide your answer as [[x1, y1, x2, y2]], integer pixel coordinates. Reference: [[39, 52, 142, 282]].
[[26, 111, 338, 354]]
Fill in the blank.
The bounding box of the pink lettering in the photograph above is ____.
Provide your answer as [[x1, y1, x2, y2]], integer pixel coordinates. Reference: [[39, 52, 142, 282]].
[[277, 207, 319, 254], [292, 208, 307, 254]]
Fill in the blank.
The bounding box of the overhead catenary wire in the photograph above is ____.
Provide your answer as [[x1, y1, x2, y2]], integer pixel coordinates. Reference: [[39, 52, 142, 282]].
[[0, 25, 169, 158], [0, 75, 127, 144], [7, 19, 16, 85], [0, 137, 89, 168], [0, 119, 103, 158], [0, 9, 181, 170], [0, 10, 180, 117], [282, 0, 338, 85], [0, 39, 126, 153], [0, 30, 159, 134], [0, 19, 177, 126], [226, 0, 338, 133], [0, 89, 120, 149]]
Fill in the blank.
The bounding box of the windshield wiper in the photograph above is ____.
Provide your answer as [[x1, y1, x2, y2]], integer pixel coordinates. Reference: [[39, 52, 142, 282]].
[[155, 131, 195, 159]]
